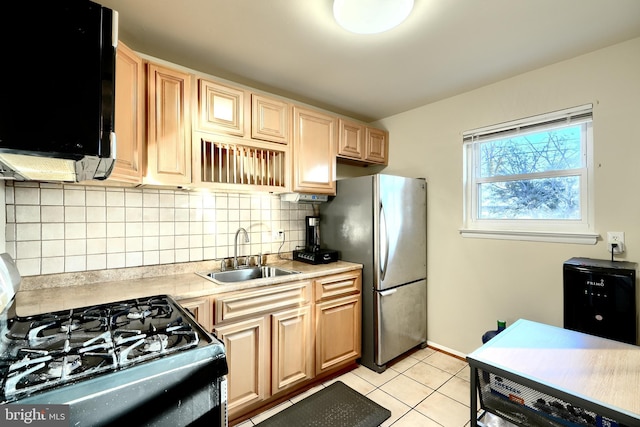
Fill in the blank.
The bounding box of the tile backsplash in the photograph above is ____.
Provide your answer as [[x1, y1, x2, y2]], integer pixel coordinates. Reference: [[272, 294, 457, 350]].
[[4, 182, 314, 277]]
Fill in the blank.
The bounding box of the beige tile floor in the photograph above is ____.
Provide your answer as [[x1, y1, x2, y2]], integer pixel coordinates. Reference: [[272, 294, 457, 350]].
[[235, 347, 479, 427]]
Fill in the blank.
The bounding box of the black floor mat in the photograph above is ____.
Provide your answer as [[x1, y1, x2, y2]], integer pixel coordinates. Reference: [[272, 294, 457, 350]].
[[254, 381, 391, 427]]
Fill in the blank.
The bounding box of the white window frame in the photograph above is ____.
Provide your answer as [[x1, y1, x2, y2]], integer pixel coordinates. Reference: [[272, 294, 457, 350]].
[[461, 104, 598, 244]]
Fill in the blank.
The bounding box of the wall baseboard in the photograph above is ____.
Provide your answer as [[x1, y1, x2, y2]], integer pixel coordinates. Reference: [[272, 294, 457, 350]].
[[427, 340, 467, 360]]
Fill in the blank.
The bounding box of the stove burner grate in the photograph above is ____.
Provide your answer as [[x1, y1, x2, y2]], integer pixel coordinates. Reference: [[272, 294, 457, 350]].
[[0, 295, 203, 402]]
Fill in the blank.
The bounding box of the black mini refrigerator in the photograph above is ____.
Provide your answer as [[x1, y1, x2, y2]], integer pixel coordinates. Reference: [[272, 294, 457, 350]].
[[563, 257, 637, 345]]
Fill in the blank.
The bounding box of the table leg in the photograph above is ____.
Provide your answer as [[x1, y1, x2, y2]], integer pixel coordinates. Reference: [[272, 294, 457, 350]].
[[470, 365, 478, 426]]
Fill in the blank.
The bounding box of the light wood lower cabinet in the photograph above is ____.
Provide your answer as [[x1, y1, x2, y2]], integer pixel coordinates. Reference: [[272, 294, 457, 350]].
[[271, 305, 313, 394], [215, 316, 270, 411], [315, 294, 361, 373], [179, 296, 212, 332], [211, 269, 362, 423], [213, 280, 313, 419], [314, 271, 362, 374]]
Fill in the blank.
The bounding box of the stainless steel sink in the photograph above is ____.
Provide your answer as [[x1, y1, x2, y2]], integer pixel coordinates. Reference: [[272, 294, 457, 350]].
[[197, 266, 301, 283]]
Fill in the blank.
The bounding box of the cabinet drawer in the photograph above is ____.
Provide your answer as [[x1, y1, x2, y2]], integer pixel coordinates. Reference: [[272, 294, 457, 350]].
[[314, 271, 361, 302], [215, 281, 312, 324]]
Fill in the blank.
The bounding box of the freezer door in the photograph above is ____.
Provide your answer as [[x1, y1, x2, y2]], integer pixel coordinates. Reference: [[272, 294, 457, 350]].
[[375, 175, 426, 291], [375, 279, 427, 366]]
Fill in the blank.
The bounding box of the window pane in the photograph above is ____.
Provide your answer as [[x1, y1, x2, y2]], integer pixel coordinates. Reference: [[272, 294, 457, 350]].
[[479, 126, 583, 178], [478, 176, 581, 219]]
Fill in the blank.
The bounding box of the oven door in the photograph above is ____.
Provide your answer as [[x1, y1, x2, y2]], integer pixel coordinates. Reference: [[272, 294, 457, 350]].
[[18, 347, 228, 427]]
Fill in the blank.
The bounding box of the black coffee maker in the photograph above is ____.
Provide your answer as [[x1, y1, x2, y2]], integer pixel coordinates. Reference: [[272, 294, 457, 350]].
[[293, 216, 338, 264], [305, 216, 321, 253]]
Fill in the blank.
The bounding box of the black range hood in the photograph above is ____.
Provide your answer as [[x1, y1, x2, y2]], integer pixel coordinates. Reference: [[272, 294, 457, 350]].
[[0, 0, 118, 182]]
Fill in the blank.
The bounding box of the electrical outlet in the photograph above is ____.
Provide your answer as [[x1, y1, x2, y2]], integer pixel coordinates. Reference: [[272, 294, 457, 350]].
[[607, 231, 625, 254], [272, 230, 285, 242]]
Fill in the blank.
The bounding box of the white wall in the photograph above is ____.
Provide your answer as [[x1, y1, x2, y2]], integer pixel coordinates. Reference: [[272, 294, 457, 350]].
[[378, 37, 640, 354]]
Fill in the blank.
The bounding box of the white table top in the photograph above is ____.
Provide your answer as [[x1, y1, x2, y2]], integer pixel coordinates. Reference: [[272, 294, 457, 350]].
[[467, 319, 640, 419]]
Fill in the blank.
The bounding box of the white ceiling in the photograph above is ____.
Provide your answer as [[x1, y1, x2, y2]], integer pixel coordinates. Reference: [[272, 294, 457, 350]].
[[99, 0, 640, 122]]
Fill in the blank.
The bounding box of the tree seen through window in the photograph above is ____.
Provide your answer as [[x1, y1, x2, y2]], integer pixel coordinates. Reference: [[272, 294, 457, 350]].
[[477, 126, 583, 220]]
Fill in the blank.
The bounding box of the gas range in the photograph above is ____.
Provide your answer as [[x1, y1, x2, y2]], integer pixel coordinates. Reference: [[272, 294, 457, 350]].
[[1, 295, 205, 402], [0, 294, 228, 426]]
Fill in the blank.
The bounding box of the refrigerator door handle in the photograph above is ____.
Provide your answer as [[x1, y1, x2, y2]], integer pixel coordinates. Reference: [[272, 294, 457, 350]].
[[379, 289, 397, 296], [379, 202, 389, 281]]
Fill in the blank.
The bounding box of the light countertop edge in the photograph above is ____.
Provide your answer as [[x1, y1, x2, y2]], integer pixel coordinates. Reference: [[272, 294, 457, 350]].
[[14, 260, 363, 318]]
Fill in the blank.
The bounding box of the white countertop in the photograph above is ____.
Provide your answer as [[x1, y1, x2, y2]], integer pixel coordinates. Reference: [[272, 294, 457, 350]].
[[14, 260, 362, 317]]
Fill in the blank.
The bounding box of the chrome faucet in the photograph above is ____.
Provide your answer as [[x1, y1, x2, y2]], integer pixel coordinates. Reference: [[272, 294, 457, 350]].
[[233, 227, 250, 269]]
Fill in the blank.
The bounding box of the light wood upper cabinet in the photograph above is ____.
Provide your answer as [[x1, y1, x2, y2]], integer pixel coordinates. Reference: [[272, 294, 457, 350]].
[[337, 118, 364, 161], [251, 94, 289, 144], [145, 62, 192, 185], [337, 118, 389, 166], [103, 48, 389, 190], [110, 42, 144, 183], [365, 127, 389, 165], [197, 80, 289, 145], [292, 106, 337, 195], [112, 51, 389, 191], [198, 79, 249, 137]]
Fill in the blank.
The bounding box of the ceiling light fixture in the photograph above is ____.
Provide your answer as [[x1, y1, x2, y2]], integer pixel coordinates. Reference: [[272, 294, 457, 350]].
[[333, 0, 414, 34]]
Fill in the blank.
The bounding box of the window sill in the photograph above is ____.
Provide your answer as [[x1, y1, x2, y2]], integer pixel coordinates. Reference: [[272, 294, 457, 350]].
[[459, 229, 599, 244]]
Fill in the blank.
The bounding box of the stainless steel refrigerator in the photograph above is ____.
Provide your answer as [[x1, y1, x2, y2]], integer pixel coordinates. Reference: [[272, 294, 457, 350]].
[[319, 174, 427, 373]]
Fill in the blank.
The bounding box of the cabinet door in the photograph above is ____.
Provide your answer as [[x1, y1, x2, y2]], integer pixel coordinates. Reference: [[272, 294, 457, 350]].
[[251, 94, 289, 144], [214, 316, 270, 417], [271, 305, 313, 394], [315, 294, 361, 374], [364, 127, 389, 165], [337, 119, 364, 160], [179, 296, 212, 332], [146, 62, 192, 185], [292, 106, 337, 194], [111, 42, 144, 183], [198, 79, 248, 136]]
